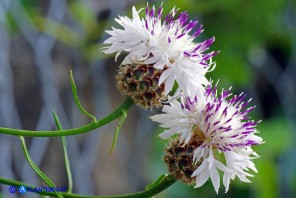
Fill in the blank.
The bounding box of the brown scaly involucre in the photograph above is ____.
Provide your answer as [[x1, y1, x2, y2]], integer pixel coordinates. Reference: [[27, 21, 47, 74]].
[[116, 63, 167, 109], [164, 128, 205, 185]]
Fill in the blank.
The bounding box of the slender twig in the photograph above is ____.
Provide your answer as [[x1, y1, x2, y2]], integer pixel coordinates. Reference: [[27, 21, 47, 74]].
[[0, 174, 176, 198], [0, 98, 133, 137]]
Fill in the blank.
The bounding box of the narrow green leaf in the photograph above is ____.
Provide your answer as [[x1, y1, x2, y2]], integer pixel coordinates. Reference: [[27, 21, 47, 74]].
[[69, 70, 96, 122], [19, 136, 64, 198], [110, 111, 127, 155], [52, 112, 73, 193], [52, 111, 63, 130], [145, 174, 167, 190]]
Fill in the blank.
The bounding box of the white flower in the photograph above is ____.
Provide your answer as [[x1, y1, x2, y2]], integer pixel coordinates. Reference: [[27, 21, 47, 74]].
[[192, 146, 230, 193], [151, 84, 263, 193], [102, 4, 217, 98]]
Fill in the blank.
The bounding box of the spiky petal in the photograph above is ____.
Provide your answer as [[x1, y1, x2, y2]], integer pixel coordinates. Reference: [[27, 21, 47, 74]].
[[151, 83, 263, 193], [102, 4, 217, 98]]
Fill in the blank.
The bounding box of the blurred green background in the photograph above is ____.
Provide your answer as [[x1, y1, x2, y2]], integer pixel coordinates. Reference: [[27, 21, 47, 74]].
[[0, 0, 295, 197]]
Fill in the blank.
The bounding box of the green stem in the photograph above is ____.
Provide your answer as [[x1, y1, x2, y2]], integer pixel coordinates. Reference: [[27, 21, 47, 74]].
[[0, 175, 176, 198], [0, 98, 133, 137]]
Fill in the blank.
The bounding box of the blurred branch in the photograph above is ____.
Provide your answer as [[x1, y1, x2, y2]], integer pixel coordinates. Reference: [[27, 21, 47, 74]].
[[32, 16, 81, 47]]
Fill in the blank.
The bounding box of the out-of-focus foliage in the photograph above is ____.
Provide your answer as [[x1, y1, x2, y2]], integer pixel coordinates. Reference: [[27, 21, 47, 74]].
[[253, 117, 293, 198], [8, 0, 110, 60], [160, 0, 288, 86]]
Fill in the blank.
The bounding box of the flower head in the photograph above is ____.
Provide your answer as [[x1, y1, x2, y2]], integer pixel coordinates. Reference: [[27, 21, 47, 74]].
[[151, 83, 263, 193], [102, 4, 217, 99]]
